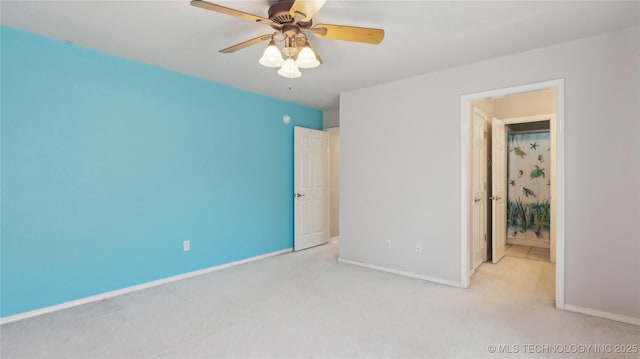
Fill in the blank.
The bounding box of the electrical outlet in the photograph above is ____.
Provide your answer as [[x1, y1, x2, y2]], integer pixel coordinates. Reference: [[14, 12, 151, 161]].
[[183, 240, 190, 252], [415, 242, 422, 254], [385, 239, 391, 249]]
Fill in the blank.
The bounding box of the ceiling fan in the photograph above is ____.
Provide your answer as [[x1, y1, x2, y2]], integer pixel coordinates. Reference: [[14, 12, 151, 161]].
[[191, 0, 385, 78]]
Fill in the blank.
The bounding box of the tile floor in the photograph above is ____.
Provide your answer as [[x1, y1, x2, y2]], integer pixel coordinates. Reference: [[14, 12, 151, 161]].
[[1, 241, 638, 358], [505, 243, 551, 261]]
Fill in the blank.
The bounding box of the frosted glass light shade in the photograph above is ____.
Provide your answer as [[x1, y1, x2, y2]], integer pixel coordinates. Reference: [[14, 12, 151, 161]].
[[259, 41, 285, 68], [295, 45, 320, 69], [278, 58, 302, 78]]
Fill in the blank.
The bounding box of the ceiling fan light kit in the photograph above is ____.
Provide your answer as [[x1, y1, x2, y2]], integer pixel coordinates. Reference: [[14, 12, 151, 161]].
[[259, 40, 285, 68], [295, 43, 320, 69], [278, 57, 303, 78], [259, 33, 319, 77], [191, 0, 384, 79]]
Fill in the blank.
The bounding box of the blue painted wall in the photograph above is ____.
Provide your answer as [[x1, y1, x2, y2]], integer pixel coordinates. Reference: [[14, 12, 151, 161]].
[[0, 26, 322, 317]]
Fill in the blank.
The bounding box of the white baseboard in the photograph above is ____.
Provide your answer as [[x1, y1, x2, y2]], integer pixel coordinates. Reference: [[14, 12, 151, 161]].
[[564, 304, 640, 326], [338, 257, 464, 288], [0, 248, 292, 325]]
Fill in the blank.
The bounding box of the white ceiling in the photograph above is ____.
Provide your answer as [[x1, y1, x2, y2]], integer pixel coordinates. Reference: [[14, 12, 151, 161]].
[[2, 1, 639, 110]]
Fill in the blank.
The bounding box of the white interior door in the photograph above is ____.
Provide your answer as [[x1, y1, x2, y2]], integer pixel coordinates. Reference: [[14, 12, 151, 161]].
[[491, 117, 507, 263], [472, 108, 487, 270], [294, 127, 328, 251]]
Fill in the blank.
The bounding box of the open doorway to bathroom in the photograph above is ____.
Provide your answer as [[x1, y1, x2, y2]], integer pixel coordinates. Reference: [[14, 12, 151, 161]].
[[460, 80, 565, 309], [504, 120, 551, 261]]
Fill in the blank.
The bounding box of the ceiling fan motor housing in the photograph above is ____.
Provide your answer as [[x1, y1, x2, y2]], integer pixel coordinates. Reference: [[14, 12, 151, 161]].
[[268, 0, 312, 29]]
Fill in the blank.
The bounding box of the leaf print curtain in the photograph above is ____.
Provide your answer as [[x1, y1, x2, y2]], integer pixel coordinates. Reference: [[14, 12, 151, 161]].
[[507, 132, 551, 241]]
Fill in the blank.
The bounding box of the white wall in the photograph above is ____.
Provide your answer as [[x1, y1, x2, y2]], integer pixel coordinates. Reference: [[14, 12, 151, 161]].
[[323, 107, 340, 129], [340, 27, 639, 320]]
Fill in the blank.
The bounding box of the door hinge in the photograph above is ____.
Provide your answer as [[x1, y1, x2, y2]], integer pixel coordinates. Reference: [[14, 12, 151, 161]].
[[484, 131, 487, 139], [484, 234, 487, 242]]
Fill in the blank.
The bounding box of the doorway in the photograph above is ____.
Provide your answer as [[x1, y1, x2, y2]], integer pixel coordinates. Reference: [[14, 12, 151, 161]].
[[460, 80, 565, 309], [491, 114, 555, 265], [326, 127, 340, 241]]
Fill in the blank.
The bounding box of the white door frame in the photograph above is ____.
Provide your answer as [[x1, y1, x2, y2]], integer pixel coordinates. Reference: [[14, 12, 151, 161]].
[[460, 79, 565, 310]]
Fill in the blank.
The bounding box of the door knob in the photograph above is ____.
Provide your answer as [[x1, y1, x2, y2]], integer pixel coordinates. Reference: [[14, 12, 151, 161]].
[[295, 193, 305, 198], [489, 196, 502, 201], [474, 197, 481, 203]]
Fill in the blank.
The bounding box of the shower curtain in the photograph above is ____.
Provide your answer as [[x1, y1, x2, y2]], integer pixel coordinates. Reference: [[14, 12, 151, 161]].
[[506, 131, 551, 241]]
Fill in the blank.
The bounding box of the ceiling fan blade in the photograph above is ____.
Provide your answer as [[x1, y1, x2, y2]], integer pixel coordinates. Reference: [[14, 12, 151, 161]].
[[191, 0, 277, 27], [295, 37, 323, 64], [219, 34, 272, 53], [289, 0, 327, 23], [311, 24, 384, 44]]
